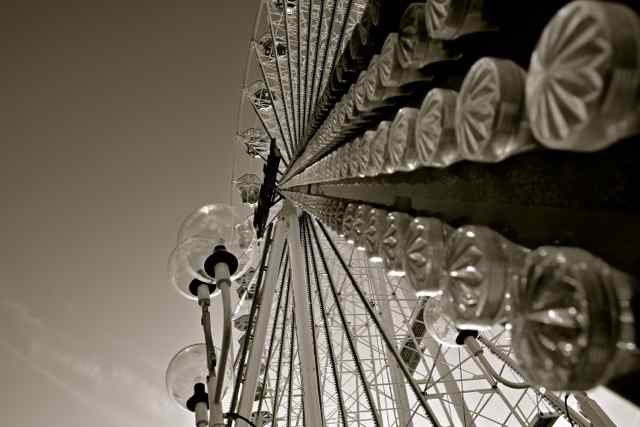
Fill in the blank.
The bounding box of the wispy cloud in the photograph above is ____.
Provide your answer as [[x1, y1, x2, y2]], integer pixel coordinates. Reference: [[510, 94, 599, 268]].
[[0, 299, 182, 427]]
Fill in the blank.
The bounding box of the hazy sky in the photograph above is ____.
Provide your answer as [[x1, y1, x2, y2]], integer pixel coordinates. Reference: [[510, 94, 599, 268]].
[[1, 1, 260, 426], [2, 2, 640, 427]]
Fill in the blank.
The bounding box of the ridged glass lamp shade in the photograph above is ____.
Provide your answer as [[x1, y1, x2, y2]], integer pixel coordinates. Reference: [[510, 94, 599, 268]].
[[358, 131, 376, 177], [353, 204, 370, 251], [456, 57, 537, 162], [368, 121, 392, 177], [404, 217, 453, 297], [398, 3, 429, 68], [166, 343, 234, 411], [381, 211, 412, 277], [177, 204, 257, 282], [340, 203, 358, 241], [425, 0, 497, 40], [442, 226, 529, 330], [398, 3, 461, 70], [526, 1, 640, 152], [364, 56, 387, 108], [363, 208, 388, 263], [168, 237, 219, 300], [423, 295, 463, 348], [511, 247, 639, 391], [385, 107, 419, 173], [416, 88, 461, 168], [354, 71, 369, 113], [378, 33, 427, 88], [348, 138, 363, 178]]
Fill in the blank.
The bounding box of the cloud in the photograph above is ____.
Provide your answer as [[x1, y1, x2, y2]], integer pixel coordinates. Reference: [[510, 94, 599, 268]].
[[0, 298, 180, 427]]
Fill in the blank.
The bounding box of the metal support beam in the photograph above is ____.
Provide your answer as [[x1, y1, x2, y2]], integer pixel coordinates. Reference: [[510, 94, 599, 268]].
[[574, 392, 616, 427], [302, 216, 349, 427], [478, 336, 592, 427], [394, 282, 475, 426], [368, 264, 414, 427], [284, 202, 324, 427], [314, 220, 442, 427], [237, 217, 287, 426]]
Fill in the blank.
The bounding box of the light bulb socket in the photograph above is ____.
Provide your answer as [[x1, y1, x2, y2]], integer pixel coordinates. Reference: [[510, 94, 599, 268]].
[[204, 245, 239, 279], [455, 329, 479, 346], [186, 382, 209, 412], [188, 279, 216, 298]]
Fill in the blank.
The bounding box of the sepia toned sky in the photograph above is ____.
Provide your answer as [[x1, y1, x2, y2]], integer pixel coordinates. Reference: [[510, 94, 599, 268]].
[[2, 1, 640, 427], [1, 1, 260, 426]]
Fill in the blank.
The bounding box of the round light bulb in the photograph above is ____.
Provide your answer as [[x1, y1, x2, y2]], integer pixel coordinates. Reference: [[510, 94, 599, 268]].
[[423, 296, 462, 348], [168, 237, 218, 300], [165, 343, 234, 411], [177, 203, 257, 282]]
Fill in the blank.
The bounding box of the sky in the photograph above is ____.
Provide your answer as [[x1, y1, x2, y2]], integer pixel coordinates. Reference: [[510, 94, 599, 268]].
[[0, 1, 261, 426], [1, 1, 640, 427]]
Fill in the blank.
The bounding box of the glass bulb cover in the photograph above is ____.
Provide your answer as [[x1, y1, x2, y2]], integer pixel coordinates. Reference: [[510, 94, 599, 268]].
[[379, 33, 425, 88], [386, 107, 419, 173], [340, 203, 358, 240], [511, 246, 636, 390], [354, 71, 369, 113], [358, 132, 375, 177], [425, 0, 497, 40], [456, 57, 536, 163], [364, 208, 388, 261], [526, 0, 640, 151], [352, 204, 370, 249], [168, 237, 218, 300], [416, 88, 461, 167], [348, 138, 362, 178], [381, 211, 412, 276], [177, 204, 257, 282], [364, 56, 383, 107], [178, 204, 241, 244], [398, 3, 429, 68], [423, 296, 462, 347], [166, 343, 234, 411], [442, 226, 527, 330], [404, 217, 452, 296], [368, 121, 391, 177]]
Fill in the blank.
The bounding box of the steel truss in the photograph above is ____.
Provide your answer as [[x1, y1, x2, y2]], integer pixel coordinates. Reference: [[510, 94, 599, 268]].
[[233, 207, 589, 427], [233, 1, 634, 426]]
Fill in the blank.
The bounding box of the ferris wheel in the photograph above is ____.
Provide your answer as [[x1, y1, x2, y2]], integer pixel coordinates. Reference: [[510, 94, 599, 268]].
[[166, 1, 640, 426]]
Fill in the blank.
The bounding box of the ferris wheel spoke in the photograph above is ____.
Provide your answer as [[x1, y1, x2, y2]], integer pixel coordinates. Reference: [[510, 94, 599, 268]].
[[255, 263, 290, 419], [303, 0, 324, 134], [270, 269, 292, 423], [312, 218, 442, 426], [253, 11, 293, 160], [304, 214, 383, 427]]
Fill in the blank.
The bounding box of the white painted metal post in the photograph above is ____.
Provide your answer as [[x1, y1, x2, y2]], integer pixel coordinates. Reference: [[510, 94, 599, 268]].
[[237, 217, 287, 426], [369, 263, 414, 427], [284, 203, 324, 427]]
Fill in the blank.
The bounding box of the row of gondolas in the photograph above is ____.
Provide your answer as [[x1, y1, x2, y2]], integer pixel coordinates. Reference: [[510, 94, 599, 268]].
[[281, 189, 639, 396], [283, 0, 640, 185]]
